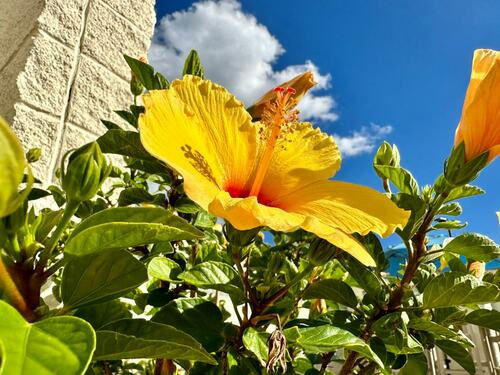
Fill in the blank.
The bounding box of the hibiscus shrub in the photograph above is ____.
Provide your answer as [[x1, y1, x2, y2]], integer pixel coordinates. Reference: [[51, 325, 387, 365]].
[[0, 50, 499, 375]]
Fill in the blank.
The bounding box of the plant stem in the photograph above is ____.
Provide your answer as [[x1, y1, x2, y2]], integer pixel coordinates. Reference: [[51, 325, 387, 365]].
[[0, 258, 36, 321], [338, 191, 449, 374], [35, 199, 80, 274]]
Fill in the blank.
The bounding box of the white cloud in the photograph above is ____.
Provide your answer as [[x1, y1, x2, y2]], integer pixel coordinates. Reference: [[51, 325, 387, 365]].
[[149, 0, 337, 121], [334, 124, 393, 157]]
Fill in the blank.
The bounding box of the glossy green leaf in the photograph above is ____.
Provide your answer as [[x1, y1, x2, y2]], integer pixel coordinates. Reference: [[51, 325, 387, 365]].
[[94, 319, 216, 364], [148, 257, 183, 282], [118, 187, 155, 206], [433, 220, 467, 230], [124, 55, 169, 90], [399, 353, 427, 375], [65, 207, 202, 256], [436, 340, 475, 374], [0, 300, 95, 375], [442, 233, 500, 262], [75, 300, 132, 330], [422, 272, 500, 308], [61, 250, 147, 308], [339, 254, 382, 297], [437, 202, 462, 216], [152, 298, 225, 352], [444, 184, 484, 203], [408, 319, 471, 345], [183, 50, 205, 78], [242, 328, 268, 364], [97, 129, 155, 161], [291, 325, 384, 368], [303, 279, 358, 309], [178, 261, 243, 298], [373, 165, 419, 195], [464, 309, 500, 330], [0, 117, 31, 218], [394, 194, 426, 239]]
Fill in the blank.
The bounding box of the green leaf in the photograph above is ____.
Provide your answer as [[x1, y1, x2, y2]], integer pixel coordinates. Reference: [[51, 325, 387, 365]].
[[436, 340, 475, 374], [94, 319, 216, 364], [115, 110, 137, 127], [422, 272, 500, 308], [148, 257, 183, 282], [0, 300, 95, 375], [444, 184, 484, 203], [373, 165, 419, 195], [124, 55, 169, 90], [437, 202, 462, 216], [75, 300, 132, 330], [339, 254, 382, 297], [464, 309, 500, 330], [174, 196, 201, 213], [433, 219, 467, 230], [178, 261, 242, 298], [399, 353, 427, 375], [290, 325, 384, 369], [65, 207, 203, 256], [303, 279, 358, 309], [61, 250, 147, 308], [394, 194, 426, 239], [97, 129, 155, 161], [442, 233, 500, 262], [242, 328, 268, 364], [152, 298, 225, 352], [408, 319, 471, 345], [118, 187, 156, 206], [356, 232, 389, 271], [183, 50, 205, 78], [0, 117, 31, 218], [101, 119, 121, 130]]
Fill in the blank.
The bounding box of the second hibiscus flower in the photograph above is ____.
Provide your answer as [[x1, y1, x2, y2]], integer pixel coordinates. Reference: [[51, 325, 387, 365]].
[[139, 73, 410, 266]]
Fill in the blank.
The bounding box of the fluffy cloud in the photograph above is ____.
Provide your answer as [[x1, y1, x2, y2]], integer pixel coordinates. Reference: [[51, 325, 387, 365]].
[[149, 0, 337, 121], [150, 0, 391, 156], [334, 124, 393, 157]]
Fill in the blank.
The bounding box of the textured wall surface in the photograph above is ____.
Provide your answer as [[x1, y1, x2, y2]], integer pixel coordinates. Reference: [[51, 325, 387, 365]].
[[0, 0, 156, 181]]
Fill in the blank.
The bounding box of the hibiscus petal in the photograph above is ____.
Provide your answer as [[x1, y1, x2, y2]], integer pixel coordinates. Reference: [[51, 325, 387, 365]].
[[455, 49, 500, 161], [255, 122, 341, 203], [208, 191, 376, 266], [139, 75, 258, 208], [270, 180, 410, 237]]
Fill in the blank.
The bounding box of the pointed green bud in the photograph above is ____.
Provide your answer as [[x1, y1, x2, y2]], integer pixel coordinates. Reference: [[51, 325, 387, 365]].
[[373, 141, 400, 178], [26, 148, 42, 163], [308, 238, 341, 266], [183, 50, 205, 78], [61, 142, 111, 202]]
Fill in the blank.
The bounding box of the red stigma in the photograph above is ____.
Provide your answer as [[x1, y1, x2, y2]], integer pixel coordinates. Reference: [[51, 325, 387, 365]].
[[274, 86, 285, 93], [286, 87, 296, 95]]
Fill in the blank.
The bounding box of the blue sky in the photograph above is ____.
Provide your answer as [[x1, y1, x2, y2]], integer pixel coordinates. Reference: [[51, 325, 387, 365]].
[[153, 0, 500, 245]]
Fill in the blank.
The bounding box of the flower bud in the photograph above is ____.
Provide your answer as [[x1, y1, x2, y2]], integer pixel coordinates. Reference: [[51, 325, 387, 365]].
[[223, 221, 260, 247], [247, 71, 316, 119], [373, 141, 400, 178], [308, 238, 341, 266], [444, 141, 488, 186], [453, 49, 500, 164], [61, 142, 111, 202], [26, 148, 42, 163]]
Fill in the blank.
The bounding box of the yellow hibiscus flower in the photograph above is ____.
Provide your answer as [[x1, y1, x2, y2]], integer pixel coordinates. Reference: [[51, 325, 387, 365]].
[[139, 74, 410, 266], [454, 49, 500, 162]]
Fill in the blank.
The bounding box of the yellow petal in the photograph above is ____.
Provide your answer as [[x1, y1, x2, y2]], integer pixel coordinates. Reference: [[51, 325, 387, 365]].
[[208, 191, 376, 266], [139, 75, 258, 208], [254, 122, 341, 204], [270, 180, 410, 237], [454, 49, 500, 162]]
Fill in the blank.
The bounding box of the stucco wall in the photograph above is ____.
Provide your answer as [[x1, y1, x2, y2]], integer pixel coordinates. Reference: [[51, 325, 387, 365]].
[[0, 0, 156, 181]]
